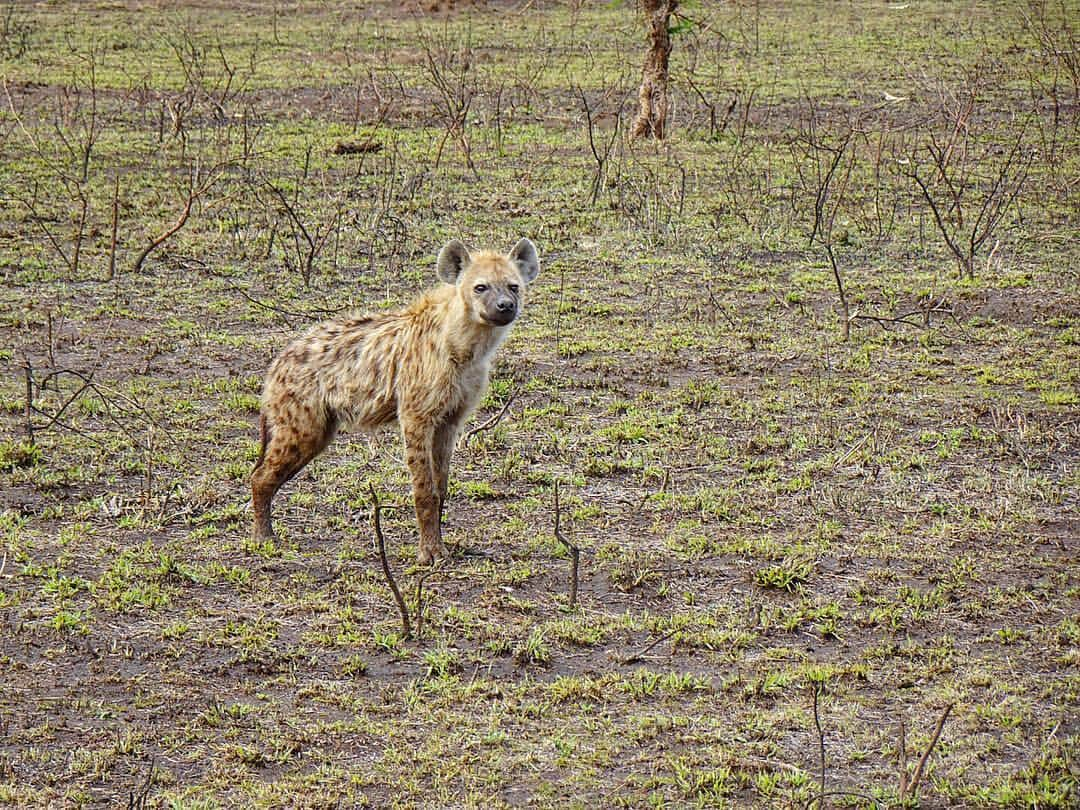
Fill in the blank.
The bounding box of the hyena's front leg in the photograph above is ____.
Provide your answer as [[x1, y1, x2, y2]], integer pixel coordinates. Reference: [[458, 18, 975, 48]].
[[402, 416, 448, 565], [433, 409, 464, 517]]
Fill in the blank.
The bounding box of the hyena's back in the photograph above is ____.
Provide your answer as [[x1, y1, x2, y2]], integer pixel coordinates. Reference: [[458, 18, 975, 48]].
[[261, 315, 403, 438]]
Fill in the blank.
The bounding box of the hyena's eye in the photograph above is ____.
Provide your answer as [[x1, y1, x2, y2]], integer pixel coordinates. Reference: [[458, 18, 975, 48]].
[[508, 284, 520, 294], [473, 284, 488, 293]]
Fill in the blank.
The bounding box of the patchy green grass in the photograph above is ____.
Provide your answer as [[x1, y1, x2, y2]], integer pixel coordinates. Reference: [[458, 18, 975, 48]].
[[0, 0, 1077, 807]]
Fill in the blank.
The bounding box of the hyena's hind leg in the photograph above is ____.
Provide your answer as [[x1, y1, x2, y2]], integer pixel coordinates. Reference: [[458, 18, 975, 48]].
[[251, 407, 337, 541]]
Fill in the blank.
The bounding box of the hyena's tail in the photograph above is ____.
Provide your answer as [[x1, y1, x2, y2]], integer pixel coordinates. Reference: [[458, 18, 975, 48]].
[[254, 413, 269, 470]]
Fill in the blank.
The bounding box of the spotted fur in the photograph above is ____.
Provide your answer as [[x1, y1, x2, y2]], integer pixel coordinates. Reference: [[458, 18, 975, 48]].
[[251, 238, 540, 564]]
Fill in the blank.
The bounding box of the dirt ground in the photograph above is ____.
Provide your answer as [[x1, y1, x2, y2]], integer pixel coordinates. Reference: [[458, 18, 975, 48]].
[[0, 1, 1077, 807]]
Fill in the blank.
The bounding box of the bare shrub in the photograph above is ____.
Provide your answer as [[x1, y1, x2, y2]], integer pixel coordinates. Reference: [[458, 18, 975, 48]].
[[0, 0, 34, 60], [250, 146, 346, 287], [1018, 1, 1079, 197], [576, 84, 628, 206], [5, 45, 102, 278], [706, 79, 788, 246], [789, 103, 858, 339], [416, 22, 480, 177], [899, 65, 1034, 279], [1020, 0, 1079, 105], [615, 143, 691, 249]]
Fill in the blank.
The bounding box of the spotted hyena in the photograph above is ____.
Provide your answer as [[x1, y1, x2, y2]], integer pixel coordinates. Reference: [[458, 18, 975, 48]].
[[251, 238, 540, 564]]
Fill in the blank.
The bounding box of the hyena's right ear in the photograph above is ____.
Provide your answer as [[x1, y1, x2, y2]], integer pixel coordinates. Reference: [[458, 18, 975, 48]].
[[437, 240, 472, 284]]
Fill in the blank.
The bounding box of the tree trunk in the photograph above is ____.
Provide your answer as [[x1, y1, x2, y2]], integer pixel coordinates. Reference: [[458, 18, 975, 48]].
[[631, 0, 678, 140]]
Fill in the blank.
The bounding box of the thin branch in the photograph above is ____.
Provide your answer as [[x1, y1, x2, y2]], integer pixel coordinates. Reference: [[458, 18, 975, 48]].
[[17, 185, 73, 272], [848, 312, 924, 330], [554, 266, 566, 358], [909, 164, 968, 272], [461, 392, 518, 446], [22, 366, 179, 452], [576, 85, 622, 206], [126, 756, 154, 810], [552, 481, 580, 609], [824, 244, 850, 341], [803, 791, 882, 810], [832, 432, 871, 469], [43, 368, 179, 449], [260, 175, 342, 284], [222, 280, 351, 327], [29, 373, 93, 433], [730, 757, 807, 777], [24, 407, 108, 449], [107, 174, 120, 281], [906, 703, 954, 802], [812, 681, 827, 807], [898, 718, 908, 800], [23, 362, 34, 442], [369, 484, 411, 639], [414, 562, 444, 639], [133, 161, 221, 273], [622, 629, 677, 665]]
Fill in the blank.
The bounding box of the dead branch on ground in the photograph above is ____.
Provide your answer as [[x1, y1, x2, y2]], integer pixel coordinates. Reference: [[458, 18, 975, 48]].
[[622, 629, 677, 665]]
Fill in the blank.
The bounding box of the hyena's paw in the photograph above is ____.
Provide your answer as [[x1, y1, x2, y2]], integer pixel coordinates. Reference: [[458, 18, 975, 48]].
[[251, 522, 276, 544], [417, 539, 450, 566]]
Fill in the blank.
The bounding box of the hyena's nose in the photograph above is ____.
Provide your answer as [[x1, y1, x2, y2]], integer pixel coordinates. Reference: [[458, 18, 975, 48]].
[[496, 297, 516, 314]]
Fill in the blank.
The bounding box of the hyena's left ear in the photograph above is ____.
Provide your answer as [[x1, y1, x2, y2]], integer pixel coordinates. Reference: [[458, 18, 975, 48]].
[[509, 238, 540, 284], [437, 239, 472, 284]]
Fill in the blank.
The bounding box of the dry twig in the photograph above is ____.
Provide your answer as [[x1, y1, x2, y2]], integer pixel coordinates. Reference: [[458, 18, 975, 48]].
[[107, 175, 120, 281], [801, 681, 884, 810], [23, 362, 34, 442], [552, 481, 580, 609], [126, 757, 154, 810], [622, 629, 677, 665], [812, 681, 827, 806], [900, 703, 954, 803], [898, 717, 908, 799], [133, 160, 223, 273], [414, 562, 444, 639], [224, 280, 350, 329], [369, 484, 412, 639], [461, 392, 517, 445]]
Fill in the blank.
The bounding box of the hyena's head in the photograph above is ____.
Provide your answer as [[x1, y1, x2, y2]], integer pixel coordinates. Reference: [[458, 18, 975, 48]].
[[437, 238, 540, 327]]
